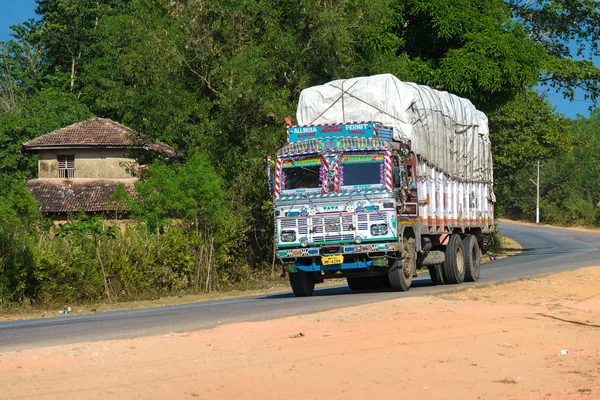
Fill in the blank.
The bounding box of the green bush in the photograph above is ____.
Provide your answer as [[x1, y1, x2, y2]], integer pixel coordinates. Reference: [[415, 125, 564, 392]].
[[0, 178, 40, 305], [33, 237, 104, 303]]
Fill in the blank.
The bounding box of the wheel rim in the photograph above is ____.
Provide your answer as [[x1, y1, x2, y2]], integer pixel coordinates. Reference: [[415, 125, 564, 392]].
[[456, 247, 464, 274]]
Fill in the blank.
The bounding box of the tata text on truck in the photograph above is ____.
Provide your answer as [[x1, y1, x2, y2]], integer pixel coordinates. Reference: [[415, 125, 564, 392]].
[[269, 74, 495, 297]]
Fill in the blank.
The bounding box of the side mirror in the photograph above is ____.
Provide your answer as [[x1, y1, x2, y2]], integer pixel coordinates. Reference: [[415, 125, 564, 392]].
[[393, 155, 403, 189]]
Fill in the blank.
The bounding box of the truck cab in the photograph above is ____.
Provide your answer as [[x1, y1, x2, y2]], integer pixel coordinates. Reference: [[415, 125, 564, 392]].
[[272, 122, 417, 296]]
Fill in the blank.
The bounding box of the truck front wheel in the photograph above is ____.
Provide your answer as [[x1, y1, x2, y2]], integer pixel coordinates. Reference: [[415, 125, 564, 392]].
[[388, 240, 415, 291], [289, 270, 315, 297]]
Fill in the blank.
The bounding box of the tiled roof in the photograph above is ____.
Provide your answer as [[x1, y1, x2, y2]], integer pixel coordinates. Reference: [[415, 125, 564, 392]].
[[23, 117, 176, 155], [27, 179, 137, 214]]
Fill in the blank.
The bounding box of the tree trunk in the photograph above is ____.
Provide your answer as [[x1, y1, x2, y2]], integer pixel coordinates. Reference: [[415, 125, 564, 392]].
[[205, 236, 214, 292], [195, 244, 204, 292], [271, 239, 276, 279], [96, 242, 112, 302], [70, 57, 76, 91]]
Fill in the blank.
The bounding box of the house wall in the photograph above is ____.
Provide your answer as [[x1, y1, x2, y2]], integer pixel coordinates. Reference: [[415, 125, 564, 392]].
[[38, 149, 137, 179]]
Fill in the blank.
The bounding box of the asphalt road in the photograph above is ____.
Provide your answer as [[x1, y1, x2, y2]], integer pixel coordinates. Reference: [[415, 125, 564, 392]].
[[1, 221, 599, 351]]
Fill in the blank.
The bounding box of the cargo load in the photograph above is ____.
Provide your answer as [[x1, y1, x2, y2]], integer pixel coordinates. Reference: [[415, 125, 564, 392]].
[[296, 73, 493, 183]]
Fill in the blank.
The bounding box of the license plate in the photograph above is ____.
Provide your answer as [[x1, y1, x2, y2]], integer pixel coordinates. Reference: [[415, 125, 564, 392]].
[[322, 255, 344, 265]]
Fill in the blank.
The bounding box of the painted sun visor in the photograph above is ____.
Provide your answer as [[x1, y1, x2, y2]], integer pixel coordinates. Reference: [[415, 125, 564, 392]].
[[282, 157, 321, 167]]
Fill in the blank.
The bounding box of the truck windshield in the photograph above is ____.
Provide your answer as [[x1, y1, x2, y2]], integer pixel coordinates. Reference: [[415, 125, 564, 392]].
[[282, 157, 321, 190], [340, 154, 384, 187]]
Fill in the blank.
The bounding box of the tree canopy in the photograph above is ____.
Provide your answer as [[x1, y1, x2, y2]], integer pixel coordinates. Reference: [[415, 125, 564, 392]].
[[1, 0, 600, 303]]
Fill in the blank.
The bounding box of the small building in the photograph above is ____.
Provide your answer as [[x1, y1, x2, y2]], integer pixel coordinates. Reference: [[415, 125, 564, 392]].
[[23, 117, 175, 219]]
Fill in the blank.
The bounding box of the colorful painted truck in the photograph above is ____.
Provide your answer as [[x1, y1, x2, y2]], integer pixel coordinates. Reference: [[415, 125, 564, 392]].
[[269, 74, 494, 297]]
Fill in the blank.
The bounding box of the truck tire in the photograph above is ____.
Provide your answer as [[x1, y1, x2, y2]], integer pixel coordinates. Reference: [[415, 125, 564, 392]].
[[289, 270, 315, 297], [443, 234, 465, 284], [463, 235, 481, 282], [388, 240, 415, 291], [347, 277, 367, 291], [428, 264, 445, 285]]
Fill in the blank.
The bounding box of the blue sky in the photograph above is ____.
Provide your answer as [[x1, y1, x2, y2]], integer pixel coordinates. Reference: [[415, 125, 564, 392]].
[[0, 0, 37, 41], [0, 0, 597, 119]]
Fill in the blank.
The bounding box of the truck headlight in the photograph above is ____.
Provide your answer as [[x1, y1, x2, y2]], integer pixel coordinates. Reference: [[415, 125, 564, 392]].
[[280, 230, 297, 242], [370, 224, 388, 236]]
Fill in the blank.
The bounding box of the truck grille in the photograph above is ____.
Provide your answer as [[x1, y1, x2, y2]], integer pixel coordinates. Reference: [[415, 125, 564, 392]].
[[280, 217, 308, 235], [310, 216, 351, 242], [278, 212, 392, 244], [357, 213, 386, 230]]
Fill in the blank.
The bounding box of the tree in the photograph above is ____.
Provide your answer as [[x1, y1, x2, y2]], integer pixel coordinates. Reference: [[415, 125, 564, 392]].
[[134, 154, 231, 230], [0, 89, 91, 180], [507, 0, 600, 103], [106, 182, 134, 220], [0, 20, 44, 112], [35, 0, 128, 92], [397, 0, 545, 104], [77, 0, 197, 149], [0, 177, 41, 305], [488, 90, 572, 184], [54, 215, 119, 301]]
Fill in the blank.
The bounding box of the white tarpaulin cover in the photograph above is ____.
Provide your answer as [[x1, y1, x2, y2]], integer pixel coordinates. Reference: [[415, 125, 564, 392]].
[[296, 74, 493, 183]]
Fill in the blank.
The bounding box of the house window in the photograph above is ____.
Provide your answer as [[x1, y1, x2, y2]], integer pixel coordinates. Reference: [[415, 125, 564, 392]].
[[57, 155, 75, 178]]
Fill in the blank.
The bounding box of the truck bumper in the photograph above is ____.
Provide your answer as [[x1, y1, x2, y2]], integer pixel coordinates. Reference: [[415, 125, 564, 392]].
[[277, 241, 400, 273], [292, 258, 376, 272], [277, 242, 400, 258]]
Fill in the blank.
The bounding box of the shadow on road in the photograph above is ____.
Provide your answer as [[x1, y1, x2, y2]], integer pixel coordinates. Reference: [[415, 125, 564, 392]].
[[259, 276, 435, 299], [506, 247, 573, 257]]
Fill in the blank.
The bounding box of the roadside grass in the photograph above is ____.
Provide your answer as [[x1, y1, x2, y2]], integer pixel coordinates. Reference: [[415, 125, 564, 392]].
[[0, 234, 521, 322], [488, 234, 521, 261], [0, 277, 345, 322]]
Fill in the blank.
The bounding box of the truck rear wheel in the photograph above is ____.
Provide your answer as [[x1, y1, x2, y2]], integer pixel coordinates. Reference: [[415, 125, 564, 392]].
[[463, 235, 481, 282], [388, 240, 415, 291], [428, 264, 445, 285], [443, 234, 465, 284], [289, 270, 315, 297]]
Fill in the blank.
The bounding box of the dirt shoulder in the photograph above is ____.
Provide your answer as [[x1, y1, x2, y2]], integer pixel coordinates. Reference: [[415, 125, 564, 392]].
[[499, 218, 600, 233], [2, 266, 599, 400]]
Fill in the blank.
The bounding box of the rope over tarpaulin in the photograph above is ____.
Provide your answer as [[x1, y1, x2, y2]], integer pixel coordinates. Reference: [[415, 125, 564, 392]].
[[296, 74, 493, 184]]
